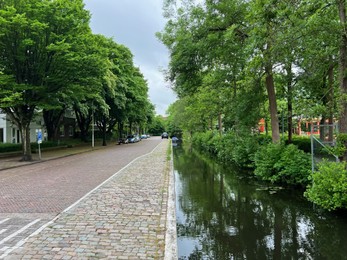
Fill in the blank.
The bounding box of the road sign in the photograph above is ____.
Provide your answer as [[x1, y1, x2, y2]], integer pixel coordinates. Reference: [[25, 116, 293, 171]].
[[37, 130, 42, 144]]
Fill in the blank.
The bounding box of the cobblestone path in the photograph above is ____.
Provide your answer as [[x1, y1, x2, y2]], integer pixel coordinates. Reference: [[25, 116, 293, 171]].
[[4, 141, 175, 259]]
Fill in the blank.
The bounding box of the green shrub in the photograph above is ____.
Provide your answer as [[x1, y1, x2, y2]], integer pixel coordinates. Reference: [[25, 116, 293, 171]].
[[275, 144, 311, 186], [222, 133, 259, 168], [192, 131, 218, 154], [192, 131, 260, 168], [257, 134, 272, 145], [254, 143, 311, 186], [289, 136, 311, 153], [305, 161, 347, 211], [0, 143, 22, 153], [0, 141, 67, 154], [254, 143, 283, 182]]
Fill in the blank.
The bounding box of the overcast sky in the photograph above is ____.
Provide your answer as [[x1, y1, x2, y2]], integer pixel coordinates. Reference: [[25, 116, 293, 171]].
[[83, 0, 176, 116]]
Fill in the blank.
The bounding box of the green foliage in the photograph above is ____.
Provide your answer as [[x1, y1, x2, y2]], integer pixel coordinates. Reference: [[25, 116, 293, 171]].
[[334, 133, 347, 157], [192, 131, 218, 154], [0, 0, 155, 154], [218, 133, 259, 168], [305, 161, 347, 211], [192, 131, 260, 168], [254, 143, 311, 186], [0, 143, 22, 153], [148, 115, 166, 136], [288, 135, 311, 153], [0, 141, 66, 153]]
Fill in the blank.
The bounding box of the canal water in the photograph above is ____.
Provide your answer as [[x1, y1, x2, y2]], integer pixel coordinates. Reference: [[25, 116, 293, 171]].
[[173, 144, 347, 259]]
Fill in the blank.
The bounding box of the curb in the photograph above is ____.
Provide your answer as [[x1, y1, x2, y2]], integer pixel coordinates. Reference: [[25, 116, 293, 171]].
[[164, 141, 178, 259]]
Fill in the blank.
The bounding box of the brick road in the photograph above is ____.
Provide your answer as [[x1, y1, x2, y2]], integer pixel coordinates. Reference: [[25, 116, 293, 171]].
[[0, 138, 177, 259]]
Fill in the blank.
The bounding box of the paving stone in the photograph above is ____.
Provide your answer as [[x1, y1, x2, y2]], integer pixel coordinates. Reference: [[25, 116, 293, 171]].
[[6, 141, 176, 259]]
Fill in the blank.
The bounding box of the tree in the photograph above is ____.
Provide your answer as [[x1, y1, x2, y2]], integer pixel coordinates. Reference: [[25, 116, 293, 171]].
[[159, 0, 252, 133], [0, 0, 91, 160], [148, 115, 166, 136], [337, 0, 347, 161]]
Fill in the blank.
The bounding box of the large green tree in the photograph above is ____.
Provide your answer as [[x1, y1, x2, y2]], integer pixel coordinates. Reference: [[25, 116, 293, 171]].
[[337, 0, 347, 161], [160, 0, 346, 147], [0, 0, 91, 160]]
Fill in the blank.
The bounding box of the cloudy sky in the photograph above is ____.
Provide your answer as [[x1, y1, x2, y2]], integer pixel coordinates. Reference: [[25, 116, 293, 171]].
[[83, 0, 176, 116]]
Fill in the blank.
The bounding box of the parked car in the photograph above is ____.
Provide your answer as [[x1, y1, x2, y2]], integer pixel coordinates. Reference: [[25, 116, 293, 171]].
[[127, 135, 136, 143], [134, 135, 141, 142], [118, 137, 129, 145], [161, 132, 169, 139], [140, 134, 148, 139], [172, 136, 179, 146]]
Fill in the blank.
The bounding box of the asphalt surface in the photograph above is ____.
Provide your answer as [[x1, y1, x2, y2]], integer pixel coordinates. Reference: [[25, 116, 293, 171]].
[[0, 138, 177, 259]]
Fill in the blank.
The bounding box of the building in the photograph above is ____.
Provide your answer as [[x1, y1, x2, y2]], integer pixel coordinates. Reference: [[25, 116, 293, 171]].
[[0, 110, 46, 144]]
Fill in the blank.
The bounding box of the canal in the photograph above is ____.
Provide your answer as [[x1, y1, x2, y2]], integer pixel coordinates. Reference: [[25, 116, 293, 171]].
[[173, 144, 347, 259]]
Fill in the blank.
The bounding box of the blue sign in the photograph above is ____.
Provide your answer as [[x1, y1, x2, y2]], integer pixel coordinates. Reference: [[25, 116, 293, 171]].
[[37, 130, 42, 144]]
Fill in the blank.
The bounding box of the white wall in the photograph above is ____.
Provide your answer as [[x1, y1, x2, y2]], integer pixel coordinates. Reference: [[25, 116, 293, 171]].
[[0, 112, 45, 144]]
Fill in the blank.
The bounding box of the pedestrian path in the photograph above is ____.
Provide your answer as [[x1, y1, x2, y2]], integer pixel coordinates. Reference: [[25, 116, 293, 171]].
[[0, 217, 50, 258], [0, 142, 111, 171], [3, 141, 177, 259]]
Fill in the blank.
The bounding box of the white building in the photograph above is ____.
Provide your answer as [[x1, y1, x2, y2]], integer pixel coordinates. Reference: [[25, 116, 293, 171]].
[[0, 110, 45, 144]]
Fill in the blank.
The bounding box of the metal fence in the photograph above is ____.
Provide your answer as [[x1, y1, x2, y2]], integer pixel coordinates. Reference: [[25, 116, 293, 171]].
[[310, 123, 339, 172]]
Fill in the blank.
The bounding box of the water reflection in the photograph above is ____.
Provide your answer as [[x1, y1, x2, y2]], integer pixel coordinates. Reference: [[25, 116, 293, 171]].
[[173, 144, 347, 260]]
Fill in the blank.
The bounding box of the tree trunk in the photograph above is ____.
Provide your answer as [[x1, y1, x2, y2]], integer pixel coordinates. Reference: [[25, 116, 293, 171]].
[[218, 112, 222, 135], [265, 64, 280, 143], [75, 108, 92, 143], [20, 123, 32, 161], [102, 116, 107, 146], [327, 60, 335, 142], [43, 109, 65, 141], [286, 63, 293, 144], [118, 122, 123, 139], [4, 106, 34, 161], [338, 0, 347, 161], [320, 117, 325, 141]]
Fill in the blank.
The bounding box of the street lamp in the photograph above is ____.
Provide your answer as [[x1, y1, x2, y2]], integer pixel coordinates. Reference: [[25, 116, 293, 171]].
[[92, 107, 94, 148]]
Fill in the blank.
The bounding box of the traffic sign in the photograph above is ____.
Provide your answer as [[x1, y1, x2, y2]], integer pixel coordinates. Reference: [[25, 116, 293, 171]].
[[37, 130, 42, 144]]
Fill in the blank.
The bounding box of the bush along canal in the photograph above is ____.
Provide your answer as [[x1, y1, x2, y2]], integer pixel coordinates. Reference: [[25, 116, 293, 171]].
[[173, 144, 347, 259]]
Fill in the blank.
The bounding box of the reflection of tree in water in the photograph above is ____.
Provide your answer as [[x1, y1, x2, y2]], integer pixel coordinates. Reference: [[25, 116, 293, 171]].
[[173, 145, 347, 259]]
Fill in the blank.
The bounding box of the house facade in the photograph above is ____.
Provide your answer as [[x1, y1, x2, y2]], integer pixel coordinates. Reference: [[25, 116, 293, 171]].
[[1, 109, 77, 144], [0, 110, 46, 144]]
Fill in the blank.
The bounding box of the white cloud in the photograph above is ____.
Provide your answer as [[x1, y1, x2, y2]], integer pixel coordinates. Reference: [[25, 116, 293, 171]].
[[84, 0, 176, 115]]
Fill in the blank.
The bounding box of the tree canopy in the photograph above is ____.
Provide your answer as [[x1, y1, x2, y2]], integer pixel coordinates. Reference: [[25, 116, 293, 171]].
[[159, 0, 347, 159], [0, 0, 155, 160]]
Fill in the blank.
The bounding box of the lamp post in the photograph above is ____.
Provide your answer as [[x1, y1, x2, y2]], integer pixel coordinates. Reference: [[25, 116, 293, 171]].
[[92, 108, 94, 148]]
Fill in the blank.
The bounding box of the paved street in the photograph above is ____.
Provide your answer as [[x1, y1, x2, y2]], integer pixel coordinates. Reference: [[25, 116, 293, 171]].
[[0, 138, 177, 259]]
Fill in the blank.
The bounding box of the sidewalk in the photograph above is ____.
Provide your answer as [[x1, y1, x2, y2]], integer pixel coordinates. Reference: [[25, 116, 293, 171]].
[[0, 142, 114, 171], [2, 141, 178, 259]]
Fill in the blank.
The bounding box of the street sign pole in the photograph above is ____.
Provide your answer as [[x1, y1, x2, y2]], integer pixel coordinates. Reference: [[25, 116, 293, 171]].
[[37, 130, 42, 160]]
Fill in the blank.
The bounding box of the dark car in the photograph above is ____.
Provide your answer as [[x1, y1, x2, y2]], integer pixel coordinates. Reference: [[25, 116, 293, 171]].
[[161, 132, 169, 139]]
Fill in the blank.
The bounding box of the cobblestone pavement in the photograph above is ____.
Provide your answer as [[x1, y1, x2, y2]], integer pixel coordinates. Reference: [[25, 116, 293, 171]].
[[0, 140, 177, 259]]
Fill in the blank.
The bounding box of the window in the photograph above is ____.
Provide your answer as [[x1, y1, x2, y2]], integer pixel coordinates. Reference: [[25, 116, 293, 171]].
[[69, 125, 74, 137], [60, 125, 65, 137]]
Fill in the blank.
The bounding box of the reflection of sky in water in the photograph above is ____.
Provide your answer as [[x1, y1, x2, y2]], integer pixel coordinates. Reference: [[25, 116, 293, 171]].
[[225, 225, 238, 236], [264, 216, 315, 258], [175, 170, 187, 224], [265, 235, 275, 250], [298, 216, 314, 242], [177, 237, 202, 259]]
